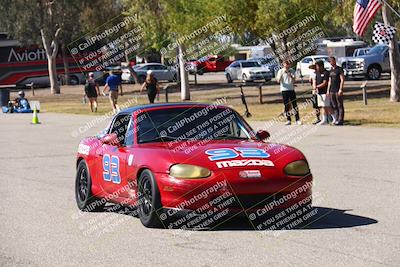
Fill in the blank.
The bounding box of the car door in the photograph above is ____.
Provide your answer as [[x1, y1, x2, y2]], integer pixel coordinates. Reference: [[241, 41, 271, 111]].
[[156, 64, 171, 80], [98, 113, 132, 198], [231, 62, 241, 80]]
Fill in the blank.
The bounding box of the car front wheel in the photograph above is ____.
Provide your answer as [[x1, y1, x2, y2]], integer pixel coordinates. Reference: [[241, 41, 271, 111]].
[[137, 169, 163, 228], [226, 73, 233, 83], [75, 160, 105, 212], [367, 65, 381, 80]]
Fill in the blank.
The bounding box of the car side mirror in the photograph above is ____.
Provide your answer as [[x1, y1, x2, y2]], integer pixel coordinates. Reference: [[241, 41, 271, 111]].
[[256, 130, 270, 140], [101, 133, 120, 146]]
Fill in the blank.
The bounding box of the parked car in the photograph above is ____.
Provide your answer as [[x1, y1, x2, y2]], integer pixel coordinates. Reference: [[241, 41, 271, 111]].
[[251, 56, 280, 77], [133, 63, 177, 83], [187, 55, 232, 75], [296, 55, 332, 78], [121, 66, 135, 84], [225, 60, 274, 83], [338, 44, 400, 80]]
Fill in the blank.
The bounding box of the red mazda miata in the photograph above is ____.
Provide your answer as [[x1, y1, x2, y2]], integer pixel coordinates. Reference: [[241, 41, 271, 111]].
[[75, 103, 313, 228]]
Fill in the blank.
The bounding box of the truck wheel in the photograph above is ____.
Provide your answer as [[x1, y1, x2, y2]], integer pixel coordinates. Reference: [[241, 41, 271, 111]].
[[75, 160, 105, 212], [226, 73, 233, 83], [367, 65, 381, 80], [137, 169, 163, 228]]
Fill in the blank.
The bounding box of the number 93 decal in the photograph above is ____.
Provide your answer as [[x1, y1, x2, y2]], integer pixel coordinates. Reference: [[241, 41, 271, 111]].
[[205, 148, 270, 161], [103, 154, 121, 184]]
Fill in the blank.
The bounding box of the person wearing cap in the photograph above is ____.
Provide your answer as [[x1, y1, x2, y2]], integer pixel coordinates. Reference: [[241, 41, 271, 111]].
[[314, 60, 334, 125], [7, 90, 30, 113], [276, 60, 301, 125], [84, 72, 100, 112], [327, 56, 345, 125], [140, 70, 160, 104], [309, 62, 321, 124], [103, 70, 123, 113]]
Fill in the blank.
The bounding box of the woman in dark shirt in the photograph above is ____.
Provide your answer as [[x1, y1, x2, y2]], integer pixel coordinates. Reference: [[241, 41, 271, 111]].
[[313, 61, 333, 125], [84, 72, 100, 112], [140, 70, 160, 103]]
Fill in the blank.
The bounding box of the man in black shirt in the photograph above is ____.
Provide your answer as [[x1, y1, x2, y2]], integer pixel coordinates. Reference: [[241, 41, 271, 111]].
[[328, 57, 345, 125], [314, 61, 333, 125]]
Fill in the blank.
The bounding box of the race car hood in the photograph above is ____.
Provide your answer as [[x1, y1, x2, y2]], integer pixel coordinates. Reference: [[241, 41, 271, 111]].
[[136, 140, 306, 172]]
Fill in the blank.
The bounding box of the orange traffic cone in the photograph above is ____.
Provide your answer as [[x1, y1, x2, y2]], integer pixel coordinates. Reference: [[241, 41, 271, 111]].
[[31, 106, 40, 124]]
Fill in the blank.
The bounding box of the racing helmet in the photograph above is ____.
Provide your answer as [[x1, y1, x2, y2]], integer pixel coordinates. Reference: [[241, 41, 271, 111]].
[[147, 70, 153, 75], [18, 91, 25, 97]]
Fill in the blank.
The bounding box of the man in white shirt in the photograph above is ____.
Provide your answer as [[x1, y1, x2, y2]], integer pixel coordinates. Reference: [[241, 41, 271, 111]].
[[276, 60, 301, 125]]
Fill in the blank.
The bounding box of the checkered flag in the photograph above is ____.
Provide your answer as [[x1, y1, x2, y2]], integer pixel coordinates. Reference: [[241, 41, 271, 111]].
[[372, 22, 396, 45]]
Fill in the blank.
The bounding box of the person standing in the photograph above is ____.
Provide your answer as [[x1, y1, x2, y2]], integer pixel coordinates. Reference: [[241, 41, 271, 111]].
[[309, 63, 321, 124], [328, 57, 345, 125], [103, 70, 123, 113], [140, 70, 160, 104], [84, 72, 100, 112], [276, 60, 301, 125], [314, 61, 334, 125]]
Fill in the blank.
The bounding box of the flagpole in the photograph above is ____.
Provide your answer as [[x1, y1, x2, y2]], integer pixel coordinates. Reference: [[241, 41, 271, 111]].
[[381, 0, 400, 20]]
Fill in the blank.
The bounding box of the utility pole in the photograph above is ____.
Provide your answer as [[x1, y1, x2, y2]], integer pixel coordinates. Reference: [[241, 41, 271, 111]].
[[382, 3, 400, 102], [178, 44, 190, 101]]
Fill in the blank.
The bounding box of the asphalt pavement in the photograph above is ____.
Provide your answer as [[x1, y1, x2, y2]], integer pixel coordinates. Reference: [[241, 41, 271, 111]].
[[0, 112, 399, 266]]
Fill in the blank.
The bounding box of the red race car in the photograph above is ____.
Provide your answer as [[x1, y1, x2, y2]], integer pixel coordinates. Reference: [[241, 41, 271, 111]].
[[75, 103, 313, 228]]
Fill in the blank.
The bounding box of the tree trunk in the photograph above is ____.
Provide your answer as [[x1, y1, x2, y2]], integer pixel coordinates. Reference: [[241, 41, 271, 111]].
[[178, 44, 190, 100], [48, 55, 59, 94], [382, 5, 400, 102], [61, 43, 70, 85], [41, 29, 61, 94]]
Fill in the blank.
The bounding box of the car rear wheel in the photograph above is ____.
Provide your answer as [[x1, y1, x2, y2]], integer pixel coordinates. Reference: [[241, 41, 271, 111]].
[[226, 73, 233, 83], [75, 160, 105, 212], [367, 65, 381, 80], [137, 169, 163, 228]]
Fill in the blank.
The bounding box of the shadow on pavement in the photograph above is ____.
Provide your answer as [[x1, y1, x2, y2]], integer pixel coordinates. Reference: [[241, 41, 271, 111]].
[[211, 207, 377, 231], [104, 204, 377, 231]]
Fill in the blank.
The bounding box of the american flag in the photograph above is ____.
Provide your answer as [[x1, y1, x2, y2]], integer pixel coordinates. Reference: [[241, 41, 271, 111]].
[[353, 0, 383, 36]]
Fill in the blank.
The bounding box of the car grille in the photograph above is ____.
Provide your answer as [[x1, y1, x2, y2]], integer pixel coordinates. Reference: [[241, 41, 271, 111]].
[[346, 61, 362, 69]]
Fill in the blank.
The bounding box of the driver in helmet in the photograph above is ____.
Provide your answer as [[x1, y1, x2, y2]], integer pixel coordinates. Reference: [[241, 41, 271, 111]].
[[8, 91, 31, 113]]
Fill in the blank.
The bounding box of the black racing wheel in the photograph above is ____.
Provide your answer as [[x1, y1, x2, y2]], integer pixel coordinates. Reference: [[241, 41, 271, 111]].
[[137, 169, 163, 228], [75, 160, 105, 212]]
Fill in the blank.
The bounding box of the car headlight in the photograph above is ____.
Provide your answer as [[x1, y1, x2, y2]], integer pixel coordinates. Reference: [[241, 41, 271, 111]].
[[284, 160, 310, 176], [169, 164, 211, 179]]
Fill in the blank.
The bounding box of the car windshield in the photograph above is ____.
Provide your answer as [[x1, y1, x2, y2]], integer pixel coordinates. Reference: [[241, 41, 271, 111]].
[[258, 57, 274, 65], [137, 107, 254, 143], [315, 57, 328, 62], [367, 45, 386, 55], [241, 61, 261, 68]]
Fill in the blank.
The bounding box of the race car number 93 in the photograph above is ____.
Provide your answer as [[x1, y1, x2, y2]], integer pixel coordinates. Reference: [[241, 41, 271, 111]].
[[103, 154, 121, 184], [205, 148, 270, 161]]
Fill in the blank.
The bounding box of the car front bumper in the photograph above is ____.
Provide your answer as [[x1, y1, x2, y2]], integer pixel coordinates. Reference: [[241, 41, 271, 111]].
[[155, 172, 313, 213], [248, 73, 273, 80]]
